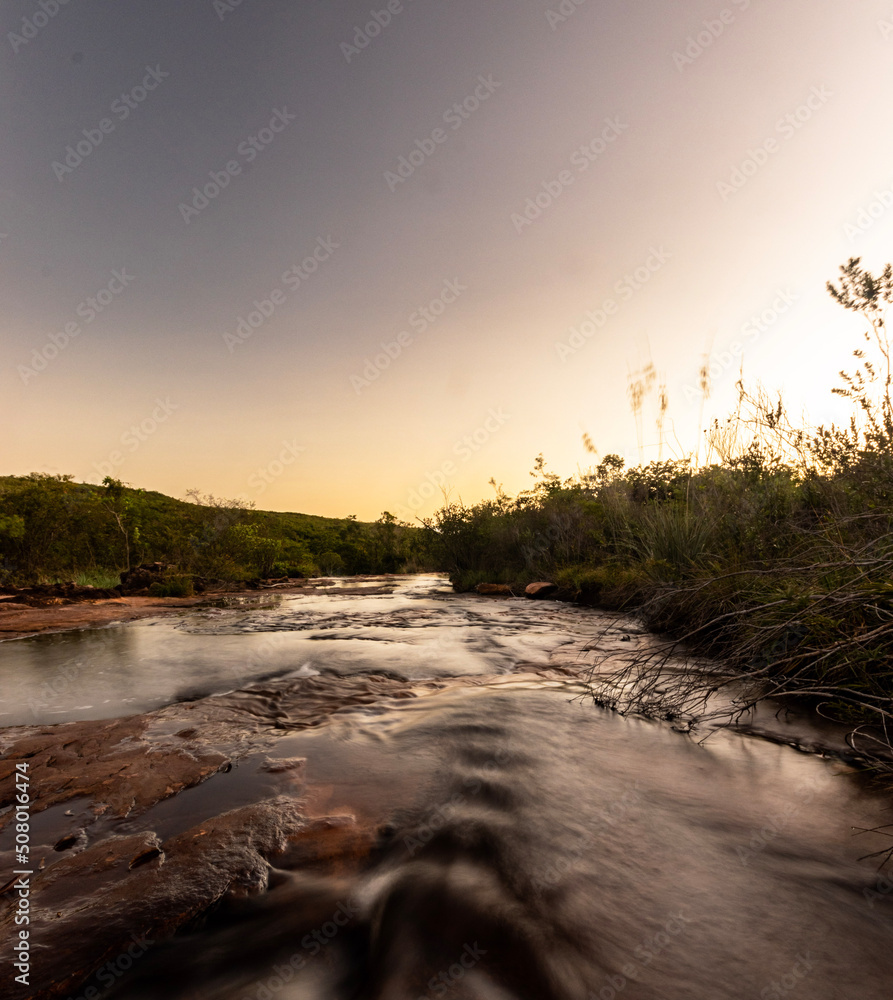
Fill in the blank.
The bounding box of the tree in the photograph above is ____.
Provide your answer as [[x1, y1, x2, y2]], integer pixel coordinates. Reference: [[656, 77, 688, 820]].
[[372, 511, 401, 572], [318, 550, 345, 575], [529, 454, 561, 495], [100, 477, 143, 571], [0, 474, 95, 578], [826, 257, 893, 443]]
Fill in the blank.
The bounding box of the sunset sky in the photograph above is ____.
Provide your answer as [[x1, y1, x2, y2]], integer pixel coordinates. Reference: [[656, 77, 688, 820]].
[[3, 0, 893, 520]]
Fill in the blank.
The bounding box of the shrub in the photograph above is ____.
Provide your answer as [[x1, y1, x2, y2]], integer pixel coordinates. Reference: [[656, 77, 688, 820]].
[[148, 575, 195, 598], [317, 551, 345, 575]]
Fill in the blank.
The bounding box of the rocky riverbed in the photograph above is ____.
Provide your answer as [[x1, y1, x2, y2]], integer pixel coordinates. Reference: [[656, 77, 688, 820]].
[[1, 576, 891, 1000]]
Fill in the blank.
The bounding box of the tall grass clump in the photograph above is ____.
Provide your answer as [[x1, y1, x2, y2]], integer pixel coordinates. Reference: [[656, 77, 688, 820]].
[[423, 257, 893, 762]]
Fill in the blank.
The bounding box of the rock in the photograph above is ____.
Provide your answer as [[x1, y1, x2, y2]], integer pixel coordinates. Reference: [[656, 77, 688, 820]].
[[7, 802, 312, 1000], [475, 583, 514, 596], [0, 671, 434, 999], [0, 717, 230, 819], [118, 563, 174, 594], [525, 582, 558, 599], [8, 582, 120, 607], [258, 756, 306, 774]]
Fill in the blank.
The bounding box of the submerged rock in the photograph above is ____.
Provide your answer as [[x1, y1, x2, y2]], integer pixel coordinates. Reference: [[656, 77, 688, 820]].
[[0, 716, 230, 818], [10, 799, 319, 1000], [0, 671, 441, 999], [475, 583, 514, 596]]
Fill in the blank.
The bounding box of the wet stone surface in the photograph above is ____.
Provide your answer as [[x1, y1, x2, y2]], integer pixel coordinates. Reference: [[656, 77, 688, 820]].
[[0, 576, 891, 999]]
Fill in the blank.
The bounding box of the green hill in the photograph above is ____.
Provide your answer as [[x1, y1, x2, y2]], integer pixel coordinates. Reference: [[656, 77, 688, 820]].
[[0, 474, 424, 585]]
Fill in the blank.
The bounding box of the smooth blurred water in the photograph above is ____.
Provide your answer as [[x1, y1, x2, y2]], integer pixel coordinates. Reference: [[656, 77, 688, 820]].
[[120, 682, 893, 999], [0, 575, 605, 726], [4, 575, 892, 999]]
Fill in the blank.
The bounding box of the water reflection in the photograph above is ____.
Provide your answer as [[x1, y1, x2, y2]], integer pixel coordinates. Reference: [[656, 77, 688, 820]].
[[0, 575, 602, 725]]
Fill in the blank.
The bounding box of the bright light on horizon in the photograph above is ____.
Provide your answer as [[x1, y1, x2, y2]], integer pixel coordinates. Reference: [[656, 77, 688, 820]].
[[3, 1, 893, 520]]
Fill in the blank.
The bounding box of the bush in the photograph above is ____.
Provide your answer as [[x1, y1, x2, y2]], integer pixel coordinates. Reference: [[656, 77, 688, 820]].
[[317, 551, 344, 575], [421, 257, 893, 749], [148, 575, 195, 598]]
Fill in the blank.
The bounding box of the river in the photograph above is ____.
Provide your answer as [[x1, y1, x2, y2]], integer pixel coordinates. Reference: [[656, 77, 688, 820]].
[[0, 574, 891, 999]]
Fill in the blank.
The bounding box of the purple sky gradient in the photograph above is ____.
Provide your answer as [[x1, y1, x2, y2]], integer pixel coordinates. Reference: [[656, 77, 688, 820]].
[[3, 0, 893, 518]]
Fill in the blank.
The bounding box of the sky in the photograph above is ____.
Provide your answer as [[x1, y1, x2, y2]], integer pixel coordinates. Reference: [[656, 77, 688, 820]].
[[3, 0, 893, 521]]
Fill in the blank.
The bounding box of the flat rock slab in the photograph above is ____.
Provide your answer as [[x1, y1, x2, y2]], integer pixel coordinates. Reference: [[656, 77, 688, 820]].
[[525, 582, 558, 598], [6, 798, 321, 1000], [0, 716, 230, 820], [0, 671, 441, 1000], [475, 583, 514, 596], [0, 594, 207, 641]]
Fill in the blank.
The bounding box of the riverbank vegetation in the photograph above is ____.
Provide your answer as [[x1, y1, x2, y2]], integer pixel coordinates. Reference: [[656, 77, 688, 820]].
[[423, 258, 893, 751], [4, 259, 891, 765], [0, 478, 426, 586]]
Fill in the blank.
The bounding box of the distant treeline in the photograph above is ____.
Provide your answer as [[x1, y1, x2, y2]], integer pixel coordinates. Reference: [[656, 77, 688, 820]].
[[0, 476, 427, 586]]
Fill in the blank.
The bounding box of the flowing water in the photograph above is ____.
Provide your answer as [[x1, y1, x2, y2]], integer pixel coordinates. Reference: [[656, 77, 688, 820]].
[[0, 575, 600, 727], [2, 575, 892, 999]]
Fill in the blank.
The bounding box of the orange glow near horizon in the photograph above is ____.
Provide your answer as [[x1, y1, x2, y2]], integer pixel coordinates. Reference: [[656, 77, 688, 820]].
[[3, 2, 893, 520]]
